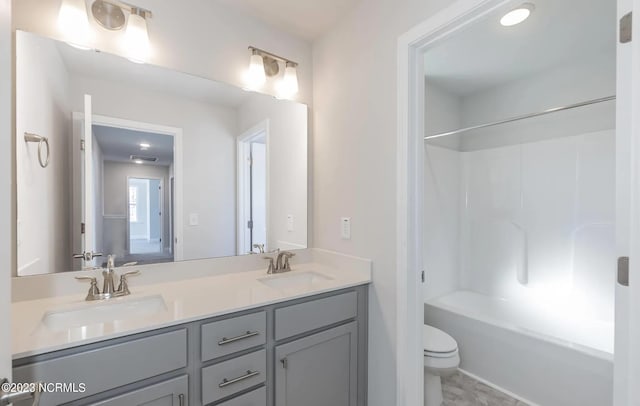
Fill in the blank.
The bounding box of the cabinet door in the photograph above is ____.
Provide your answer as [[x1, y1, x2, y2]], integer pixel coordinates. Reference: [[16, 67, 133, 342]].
[[91, 375, 188, 406], [275, 322, 357, 406]]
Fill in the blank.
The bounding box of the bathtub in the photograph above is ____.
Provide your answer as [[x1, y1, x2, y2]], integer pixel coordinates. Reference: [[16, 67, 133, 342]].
[[425, 290, 613, 406]]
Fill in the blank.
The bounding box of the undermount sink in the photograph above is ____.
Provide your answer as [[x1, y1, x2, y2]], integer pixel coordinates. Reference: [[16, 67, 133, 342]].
[[41, 295, 167, 332], [257, 271, 333, 290]]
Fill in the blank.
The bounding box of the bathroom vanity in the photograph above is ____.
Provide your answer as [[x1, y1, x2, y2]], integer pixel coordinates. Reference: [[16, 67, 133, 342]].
[[11, 253, 370, 406]]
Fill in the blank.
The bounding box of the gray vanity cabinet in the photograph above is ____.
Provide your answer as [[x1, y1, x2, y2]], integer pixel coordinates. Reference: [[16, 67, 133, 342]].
[[274, 322, 358, 406], [12, 286, 368, 406], [91, 376, 188, 406]]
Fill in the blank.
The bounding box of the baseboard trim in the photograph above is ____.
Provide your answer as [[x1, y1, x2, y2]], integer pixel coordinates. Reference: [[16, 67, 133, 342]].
[[457, 368, 540, 406]]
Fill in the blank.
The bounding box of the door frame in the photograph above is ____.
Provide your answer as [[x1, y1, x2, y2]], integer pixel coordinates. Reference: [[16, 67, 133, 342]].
[[0, 0, 11, 381], [236, 119, 270, 255], [72, 113, 184, 261], [396, 0, 523, 404], [126, 176, 164, 254]]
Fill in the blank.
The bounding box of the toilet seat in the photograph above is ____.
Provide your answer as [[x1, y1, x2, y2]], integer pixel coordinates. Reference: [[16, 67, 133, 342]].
[[423, 325, 458, 357]]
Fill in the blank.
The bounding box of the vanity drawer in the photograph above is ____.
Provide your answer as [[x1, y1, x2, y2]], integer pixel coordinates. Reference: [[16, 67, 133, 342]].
[[275, 291, 358, 340], [202, 349, 266, 404], [217, 386, 266, 406], [13, 329, 187, 405], [201, 311, 266, 361]]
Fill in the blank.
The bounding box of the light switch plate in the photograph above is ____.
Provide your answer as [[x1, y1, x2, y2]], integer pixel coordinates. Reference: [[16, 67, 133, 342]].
[[287, 214, 294, 232], [189, 213, 199, 226], [341, 217, 351, 240]]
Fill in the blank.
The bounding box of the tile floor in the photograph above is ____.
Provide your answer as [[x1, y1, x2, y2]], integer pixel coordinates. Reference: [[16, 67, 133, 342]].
[[442, 371, 530, 406]]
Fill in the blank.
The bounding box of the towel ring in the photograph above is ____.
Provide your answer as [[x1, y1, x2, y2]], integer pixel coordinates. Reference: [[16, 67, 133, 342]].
[[24, 132, 50, 168]]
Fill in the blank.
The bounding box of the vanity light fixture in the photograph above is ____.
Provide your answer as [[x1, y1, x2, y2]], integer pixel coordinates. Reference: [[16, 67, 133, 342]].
[[124, 7, 151, 63], [245, 46, 299, 98], [57, 0, 92, 49], [277, 61, 299, 99], [245, 48, 267, 90], [500, 3, 535, 26], [58, 0, 153, 62]]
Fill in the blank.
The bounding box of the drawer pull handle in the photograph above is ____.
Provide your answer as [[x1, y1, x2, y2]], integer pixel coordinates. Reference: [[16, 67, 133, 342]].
[[218, 331, 259, 346], [219, 370, 260, 388]]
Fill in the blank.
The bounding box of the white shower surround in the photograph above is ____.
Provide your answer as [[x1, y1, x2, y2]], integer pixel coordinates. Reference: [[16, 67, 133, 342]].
[[423, 129, 615, 405]]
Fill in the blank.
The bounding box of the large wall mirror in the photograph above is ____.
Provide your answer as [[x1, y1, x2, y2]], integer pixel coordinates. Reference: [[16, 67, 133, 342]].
[[15, 30, 308, 276]]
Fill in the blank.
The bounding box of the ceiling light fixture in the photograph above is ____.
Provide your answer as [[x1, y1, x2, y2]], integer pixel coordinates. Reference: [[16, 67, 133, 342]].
[[245, 46, 299, 99], [139, 142, 150, 149], [57, 0, 92, 49], [500, 3, 535, 27]]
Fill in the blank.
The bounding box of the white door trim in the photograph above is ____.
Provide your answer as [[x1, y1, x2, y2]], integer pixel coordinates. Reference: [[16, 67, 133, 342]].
[[396, 1, 517, 404], [236, 119, 270, 255], [0, 0, 12, 380], [72, 113, 184, 261]]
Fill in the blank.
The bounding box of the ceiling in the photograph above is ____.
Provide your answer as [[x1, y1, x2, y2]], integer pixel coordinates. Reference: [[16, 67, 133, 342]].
[[56, 42, 249, 108], [93, 125, 174, 166], [216, 0, 360, 41], [424, 0, 616, 96]]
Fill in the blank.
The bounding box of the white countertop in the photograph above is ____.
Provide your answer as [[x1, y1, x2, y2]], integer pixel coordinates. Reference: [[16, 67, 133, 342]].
[[12, 260, 371, 359]]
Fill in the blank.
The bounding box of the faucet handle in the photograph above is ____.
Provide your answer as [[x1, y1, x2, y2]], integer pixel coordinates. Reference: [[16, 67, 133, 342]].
[[283, 252, 296, 271], [263, 257, 275, 274], [117, 271, 140, 295], [75, 276, 100, 300]]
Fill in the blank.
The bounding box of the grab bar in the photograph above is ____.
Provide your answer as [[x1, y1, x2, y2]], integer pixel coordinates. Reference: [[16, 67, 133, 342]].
[[24, 132, 50, 168]]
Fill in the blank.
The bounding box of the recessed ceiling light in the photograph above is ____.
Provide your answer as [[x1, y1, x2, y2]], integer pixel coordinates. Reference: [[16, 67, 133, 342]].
[[500, 3, 535, 27]]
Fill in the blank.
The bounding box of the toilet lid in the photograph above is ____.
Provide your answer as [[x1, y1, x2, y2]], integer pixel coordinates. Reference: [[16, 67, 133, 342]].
[[423, 325, 457, 353]]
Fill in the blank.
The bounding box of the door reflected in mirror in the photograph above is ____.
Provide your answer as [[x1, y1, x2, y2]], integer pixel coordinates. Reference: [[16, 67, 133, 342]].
[[15, 30, 307, 276]]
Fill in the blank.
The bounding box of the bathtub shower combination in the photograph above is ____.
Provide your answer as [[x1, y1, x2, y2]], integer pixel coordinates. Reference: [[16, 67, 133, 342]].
[[423, 110, 615, 405], [422, 4, 616, 400]]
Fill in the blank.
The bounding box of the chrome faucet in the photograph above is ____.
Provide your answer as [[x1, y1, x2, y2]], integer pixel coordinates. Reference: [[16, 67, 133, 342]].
[[264, 251, 296, 274], [102, 255, 117, 295], [75, 255, 140, 301]]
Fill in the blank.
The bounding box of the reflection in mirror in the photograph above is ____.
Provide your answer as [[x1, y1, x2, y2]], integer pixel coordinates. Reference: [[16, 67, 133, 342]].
[[16, 30, 308, 276]]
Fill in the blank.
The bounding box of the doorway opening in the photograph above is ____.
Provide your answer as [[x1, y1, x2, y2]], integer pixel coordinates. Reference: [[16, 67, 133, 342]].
[[128, 177, 164, 255], [397, 0, 625, 405], [237, 120, 269, 255]]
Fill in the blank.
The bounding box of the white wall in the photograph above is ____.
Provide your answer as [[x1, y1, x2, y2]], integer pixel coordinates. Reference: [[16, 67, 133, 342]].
[[70, 75, 238, 260], [459, 50, 616, 151], [237, 96, 308, 251], [312, 1, 451, 403], [0, 0, 12, 380], [11, 0, 313, 105], [15, 31, 71, 275]]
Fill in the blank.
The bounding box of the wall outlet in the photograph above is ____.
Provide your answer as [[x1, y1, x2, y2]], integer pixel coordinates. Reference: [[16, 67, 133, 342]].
[[287, 214, 294, 232], [341, 217, 351, 240], [189, 213, 199, 226]]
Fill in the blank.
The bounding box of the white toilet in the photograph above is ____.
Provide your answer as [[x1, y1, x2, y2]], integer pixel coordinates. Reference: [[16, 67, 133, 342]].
[[423, 324, 460, 406]]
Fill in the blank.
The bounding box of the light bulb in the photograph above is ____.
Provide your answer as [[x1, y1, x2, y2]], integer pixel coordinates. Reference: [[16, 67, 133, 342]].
[[57, 0, 92, 50], [124, 10, 151, 63], [500, 3, 535, 26], [276, 62, 299, 99], [244, 53, 266, 90]]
